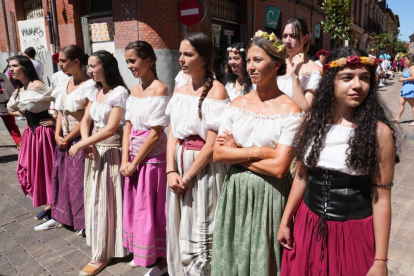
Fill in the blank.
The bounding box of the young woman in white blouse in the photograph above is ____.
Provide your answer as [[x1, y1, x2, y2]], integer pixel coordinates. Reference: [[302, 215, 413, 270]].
[[278, 17, 322, 111], [211, 32, 302, 276], [68, 50, 129, 276], [120, 40, 170, 275], [165, 32, 229, 276], [224, 42, 254, 101], [34, 45, 93, 232]]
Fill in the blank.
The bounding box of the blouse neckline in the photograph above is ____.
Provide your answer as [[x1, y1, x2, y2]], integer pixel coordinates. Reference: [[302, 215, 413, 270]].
[[172, 92, 229, 103], [229, 105, 303, 119]]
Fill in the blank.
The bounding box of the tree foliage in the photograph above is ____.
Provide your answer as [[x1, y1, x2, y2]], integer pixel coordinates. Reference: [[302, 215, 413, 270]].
[[370, 21, 402, 53], [320, 0, 353, 43]]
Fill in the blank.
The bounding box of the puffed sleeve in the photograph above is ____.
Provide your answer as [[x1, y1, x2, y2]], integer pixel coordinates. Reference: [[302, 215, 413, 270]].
[[203, 99, 230, 132], [125, 96, 132, 122], [7, 94, 19, 112], [108, 86, 129, 109], [302, 71, 321, 92], [147, 96, 171, 127], [278, 112, 303, 146], [218, 106, 234, 135]]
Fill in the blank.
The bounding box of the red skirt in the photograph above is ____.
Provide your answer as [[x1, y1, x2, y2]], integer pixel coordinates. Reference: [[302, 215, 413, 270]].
[[281, 201, 375, 276]]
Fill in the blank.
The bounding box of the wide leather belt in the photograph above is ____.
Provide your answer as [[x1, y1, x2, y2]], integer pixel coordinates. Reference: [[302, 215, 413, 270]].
[[304, 167, 373, 221]]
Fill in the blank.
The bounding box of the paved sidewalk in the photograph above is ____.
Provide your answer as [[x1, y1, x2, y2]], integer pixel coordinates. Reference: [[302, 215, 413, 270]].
[[0, 73, 413, 275]]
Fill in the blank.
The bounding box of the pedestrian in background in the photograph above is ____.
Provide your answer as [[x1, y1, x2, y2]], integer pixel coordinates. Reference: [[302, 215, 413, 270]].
[[6, 56, 55, 217], [393, 55, 414, 125], [120, 40, 170, 275], [224, 42, 254, 101], [165, 32, 229, 276], [399, 56, 405, 72], [278, 17, 322, 111], [211, 31, 302, 276], [278, 47, 397, 276], [0, 72, 22, 148], [23, 47, 44, 81], [33, 45, 93, 233], [68, 50, 129, 276], [314, 49, 329, 68]]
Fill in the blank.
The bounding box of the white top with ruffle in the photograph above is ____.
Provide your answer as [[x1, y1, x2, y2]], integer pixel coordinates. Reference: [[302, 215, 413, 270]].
[[125, 95, 170, 130], [88, 86, 129, 127], [165, 93, 230, 140], [52, 78, 95, 112], [7, 84, 53, 113], [277, 71, 321, 98]]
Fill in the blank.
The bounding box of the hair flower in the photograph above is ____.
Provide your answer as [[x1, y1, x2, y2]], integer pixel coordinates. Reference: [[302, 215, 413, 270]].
[[240, 48, 245, 52], [336, 58, 347, 67], [253, 30, 286, 54], [227, 47, 232, 51], [347, 56, 361, 65], [323, 55, 379, 73]]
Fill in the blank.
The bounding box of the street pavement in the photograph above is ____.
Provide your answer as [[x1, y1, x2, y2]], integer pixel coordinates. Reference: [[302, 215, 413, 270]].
[[0, 73, 414, 275]]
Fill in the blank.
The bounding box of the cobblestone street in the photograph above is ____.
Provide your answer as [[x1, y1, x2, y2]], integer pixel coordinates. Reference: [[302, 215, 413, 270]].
[[0, 73, 413, 275]]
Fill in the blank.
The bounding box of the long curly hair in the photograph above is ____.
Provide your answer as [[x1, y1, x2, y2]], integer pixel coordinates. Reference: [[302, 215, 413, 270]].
[[183, 32, 215, 118], [225, 43, 252, 95], [294, 47, 399, 175]]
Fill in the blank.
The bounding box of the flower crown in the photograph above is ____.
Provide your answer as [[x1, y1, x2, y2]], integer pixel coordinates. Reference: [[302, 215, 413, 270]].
[[227, 47, 245, 53], [252, 30, 286, 53], [322, 55, 382, 73]]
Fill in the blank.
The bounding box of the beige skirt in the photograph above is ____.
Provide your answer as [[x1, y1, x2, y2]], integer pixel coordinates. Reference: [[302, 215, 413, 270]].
[[84, 126, 127, 261]]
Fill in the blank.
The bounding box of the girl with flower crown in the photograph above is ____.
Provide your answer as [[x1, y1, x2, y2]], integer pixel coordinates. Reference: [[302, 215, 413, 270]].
[[278, 17, 322, 111], [277, 47, 398, 276], [224, 43, 255, 101], [211, 32, 302, 276]]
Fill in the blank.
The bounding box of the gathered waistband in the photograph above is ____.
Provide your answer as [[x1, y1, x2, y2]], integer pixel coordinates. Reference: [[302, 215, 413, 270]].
[[93, 125, 123, 147]]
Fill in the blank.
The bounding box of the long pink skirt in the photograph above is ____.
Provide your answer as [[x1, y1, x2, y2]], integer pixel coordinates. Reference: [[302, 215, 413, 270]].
[[122, 130, 167, 266], [17, 125, 55, 207], [281, 201, 375, 276]]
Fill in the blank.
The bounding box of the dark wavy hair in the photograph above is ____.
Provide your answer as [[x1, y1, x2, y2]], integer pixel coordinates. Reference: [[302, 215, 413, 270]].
[[7, 55, 40, 88], [125, 40, 158, 78], [294, 47, 399, 175], [183, 32, 214, 118], [61, 45, 89, 66], [90, 50, 128, 91], [225, 43, 253, 95]]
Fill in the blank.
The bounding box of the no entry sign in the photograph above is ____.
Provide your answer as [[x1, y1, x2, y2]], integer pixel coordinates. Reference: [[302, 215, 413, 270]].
[[178, 0, 205, 26]]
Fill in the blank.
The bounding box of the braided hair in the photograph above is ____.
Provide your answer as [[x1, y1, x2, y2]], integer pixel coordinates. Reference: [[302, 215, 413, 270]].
[[182, 32, 215, 118], [125, 40, 158, 79]]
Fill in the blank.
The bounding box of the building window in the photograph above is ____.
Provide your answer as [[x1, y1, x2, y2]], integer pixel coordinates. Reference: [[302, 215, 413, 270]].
[[90, 0, 113, 14], [24, 0, 43, 20], [211, 0, 238, 22]]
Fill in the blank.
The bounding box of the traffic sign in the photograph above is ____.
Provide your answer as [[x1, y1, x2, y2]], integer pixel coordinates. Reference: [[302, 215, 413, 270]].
[[178, 0, 205, 26]]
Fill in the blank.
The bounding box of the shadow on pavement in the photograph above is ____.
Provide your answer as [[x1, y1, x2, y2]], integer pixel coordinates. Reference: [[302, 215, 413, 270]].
[[0, 145, 17, 148], [0, 154, 18, 163]]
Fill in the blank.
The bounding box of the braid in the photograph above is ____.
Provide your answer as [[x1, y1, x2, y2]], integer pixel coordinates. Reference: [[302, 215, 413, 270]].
[[198, 71, 214, 118]]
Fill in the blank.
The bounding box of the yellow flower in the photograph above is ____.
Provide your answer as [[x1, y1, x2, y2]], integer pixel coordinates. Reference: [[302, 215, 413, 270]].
[[268, 33, 277, 42], [277, 44, 286, 52], [336, 58, 347, 67], [330, 61, 339, 68], [255, 30, 266, 38]]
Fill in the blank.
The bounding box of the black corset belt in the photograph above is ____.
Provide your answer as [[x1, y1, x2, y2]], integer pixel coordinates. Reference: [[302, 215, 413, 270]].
[[303, 168, 373, 260], [25, 110, 50, 133]]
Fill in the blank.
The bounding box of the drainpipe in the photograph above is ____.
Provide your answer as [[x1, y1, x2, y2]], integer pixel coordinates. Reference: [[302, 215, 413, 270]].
[[9, 11, 18, 55], [46, 0, 57, 72], [0, 0, 11, 56], [50, 0, 60, 52]]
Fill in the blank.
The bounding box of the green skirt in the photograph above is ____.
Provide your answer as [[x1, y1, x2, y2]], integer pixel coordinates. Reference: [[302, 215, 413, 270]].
[[211, 165, 292, 276]]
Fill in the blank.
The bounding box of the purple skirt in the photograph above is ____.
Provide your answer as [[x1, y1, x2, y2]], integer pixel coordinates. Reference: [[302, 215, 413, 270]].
[[123, 129, 167, 266], [51, 136, 85, 230], [281, 201, 375, 276], [17, 126, 55, 207]]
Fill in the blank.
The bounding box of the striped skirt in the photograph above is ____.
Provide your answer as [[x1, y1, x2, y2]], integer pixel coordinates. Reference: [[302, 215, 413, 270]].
[[84, 128, 127, 261], [167, 144, 227, 276]]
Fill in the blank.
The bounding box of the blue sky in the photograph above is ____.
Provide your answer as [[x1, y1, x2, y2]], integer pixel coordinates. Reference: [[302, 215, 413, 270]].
[[386, 0, 413, 41]]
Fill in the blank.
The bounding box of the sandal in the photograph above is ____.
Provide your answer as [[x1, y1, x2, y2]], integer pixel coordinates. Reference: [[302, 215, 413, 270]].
[[79, 259, 111, 276]]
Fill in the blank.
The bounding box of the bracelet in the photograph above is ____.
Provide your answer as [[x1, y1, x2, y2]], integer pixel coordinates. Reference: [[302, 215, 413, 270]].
[[371, 183, 394, 189], [246, 148, 250, 161], [166, 170, 176, 175], [373, 258, 389, 262]]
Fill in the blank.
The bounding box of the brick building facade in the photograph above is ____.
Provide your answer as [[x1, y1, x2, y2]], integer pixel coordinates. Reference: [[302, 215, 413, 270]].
[[0, 0, 331, 90]]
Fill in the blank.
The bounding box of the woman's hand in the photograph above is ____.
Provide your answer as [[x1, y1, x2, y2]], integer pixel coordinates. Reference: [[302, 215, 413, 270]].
[[68, 144, 80, 157], [216, 131, 238, 147], [40, 117, 56, 127], [277, 223, 294, 250], [120, 161, 129, 177], [291, 53, 305, 75], [120, 162, 137, 177], [168, 172, 185, 195], [55, 136, 67, 149], [366, 261, 388, 276], [83, 145, 95, 160], [399, 77, 405, 82]]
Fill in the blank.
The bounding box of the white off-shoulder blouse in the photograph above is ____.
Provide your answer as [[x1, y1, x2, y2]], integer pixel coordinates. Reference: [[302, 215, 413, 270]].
[[304, 125, 366, 175], [88, 86, 129, 127], [7, 84, 54, 113], [165, 93, 230, 140], [219, 106, 303, 148], [125, 95, 170, 130], [52, 78, 95, 112], [277, 71, 321, 98]]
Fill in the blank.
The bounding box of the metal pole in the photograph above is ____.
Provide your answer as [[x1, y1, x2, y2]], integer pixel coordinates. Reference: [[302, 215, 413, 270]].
[[9, 11, 18, 55], [0, 0, 11, 56], [50, 0, 60, 52], [47, 0, 57, 72]]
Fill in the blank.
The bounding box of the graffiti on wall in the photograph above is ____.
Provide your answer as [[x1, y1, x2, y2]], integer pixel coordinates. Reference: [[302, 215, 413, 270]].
[[17, 18, 48, 63]]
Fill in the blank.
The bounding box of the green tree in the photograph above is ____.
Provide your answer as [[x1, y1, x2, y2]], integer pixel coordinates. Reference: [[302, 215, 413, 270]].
[[394, 39, 408, 54], [370, 21, 401, 53], [320, 0, 353, 47]]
